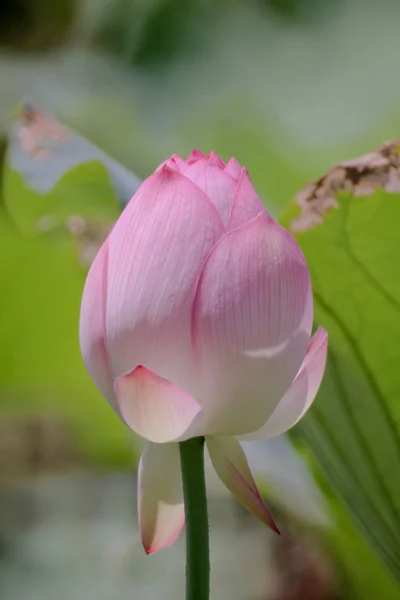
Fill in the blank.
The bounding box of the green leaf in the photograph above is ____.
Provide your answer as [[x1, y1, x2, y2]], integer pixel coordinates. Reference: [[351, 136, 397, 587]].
[[281, 141, 400, 582], [0, 211, 137, 467], [0, 106, 144, 465], [331, 501, 400, 599], [3, 160, 121, 235], [3, 103, 141, 235]]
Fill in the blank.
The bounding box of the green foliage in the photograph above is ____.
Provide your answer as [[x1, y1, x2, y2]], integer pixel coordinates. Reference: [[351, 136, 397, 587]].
[[3, 160, 120, 235], [0, 0, 76, 51], [98, 0, 213, 67], [0, 106, 143, 466], [331, 503, 400, 599], [257, 0, 341, 22], [3, 103, 141, 232], [0, 211, 135, 466], [133, 0, 209, 67], [281, 172, 400, 582]]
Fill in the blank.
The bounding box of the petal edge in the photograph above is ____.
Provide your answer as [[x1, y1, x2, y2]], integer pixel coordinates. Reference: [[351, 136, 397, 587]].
[[79, 239, 116, 409]]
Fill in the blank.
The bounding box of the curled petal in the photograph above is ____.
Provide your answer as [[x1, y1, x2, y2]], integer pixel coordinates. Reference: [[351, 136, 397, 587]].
[[224, 157, 242, 181], [115, 366, 204, 443], [192, 211, 313, 435], [228, 168, 265, 230], [105, 167, 225, 393], [206, 436, 280, 533], [241, 327, 328, 440], [184, 160, 237, 226], [79, 239, 116, 409], [138, 442, 185, 554]]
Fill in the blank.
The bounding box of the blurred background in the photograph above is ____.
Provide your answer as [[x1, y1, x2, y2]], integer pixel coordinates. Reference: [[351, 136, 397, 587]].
[[1, 0, 400, 598]]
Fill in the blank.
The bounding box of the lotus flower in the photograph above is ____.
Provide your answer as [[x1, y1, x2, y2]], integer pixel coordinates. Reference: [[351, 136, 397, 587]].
[[79, 150, 328, 554]]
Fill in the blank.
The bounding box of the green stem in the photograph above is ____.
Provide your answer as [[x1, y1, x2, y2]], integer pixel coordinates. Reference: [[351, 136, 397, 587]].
[[179, 437, 210, 600]]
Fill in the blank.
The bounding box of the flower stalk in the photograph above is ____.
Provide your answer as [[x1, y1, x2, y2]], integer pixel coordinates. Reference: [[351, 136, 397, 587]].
[[179, 437, 210, 600]]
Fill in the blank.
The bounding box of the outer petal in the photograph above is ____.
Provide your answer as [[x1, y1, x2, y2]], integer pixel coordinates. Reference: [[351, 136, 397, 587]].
[[184, 160, 237, 226], [192, 211, 313, 435], [105, 167, 225, 398], [228, 168, 265, 230], [241, 327, 328, 440], [115, 365, 204, 443], [79, 239, 116, 409], [206, 436, 280, 533], [138, 442, 185, 554], [224, 157, 242, 181]]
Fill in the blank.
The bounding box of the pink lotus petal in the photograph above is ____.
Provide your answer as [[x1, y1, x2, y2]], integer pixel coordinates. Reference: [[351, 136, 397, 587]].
[[105, 167, 225, 394], [184, 160, 237, 226], [207, 150, 226, 169], [228, 168, 265, 230], [241, 327, 328, 440], [206, 436, 280, 533], [115, 365, 204, 443], [138, 442, 185, 554], [157, 155, 188, 173], [192, 212, 313, 436], [224, 157, 242, 181], [187, 149, 208, 164], [170, 154, 189, 172], [79, 239, 116, 409]]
